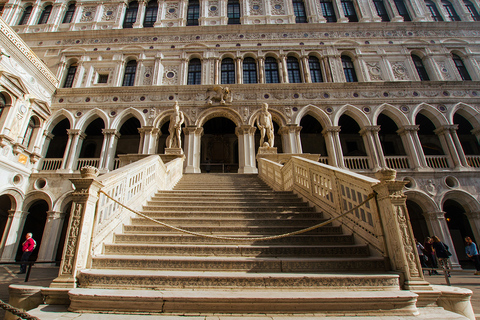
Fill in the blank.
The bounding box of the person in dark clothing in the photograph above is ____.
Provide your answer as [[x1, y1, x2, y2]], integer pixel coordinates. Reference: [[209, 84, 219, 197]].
[[423, 237, 438, 275], [19, 233, 36, 274], [432, 235, 451, 276]]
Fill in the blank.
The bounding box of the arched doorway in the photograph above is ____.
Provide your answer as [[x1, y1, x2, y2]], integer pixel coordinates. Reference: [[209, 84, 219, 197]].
[[416, 113, 444, 155], [78, 118, 105, 169], [44, 118, 70, 169], [201, 117, 239, 173], [16, 200, 48, 262], [377, 113, 408, 169], [55, 201, 72, 264], [454, 113, 480, 167], [300, 115, 327, 162], [116, 117, 141, 167], [406, 200, 430, 244], [338, 114, 367, 169]]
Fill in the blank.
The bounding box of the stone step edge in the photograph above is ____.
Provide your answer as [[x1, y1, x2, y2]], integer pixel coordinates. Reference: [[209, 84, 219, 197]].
[[103, 244, 362, 249], [91, 255, 382, 262], [68, 288, 418, 315]]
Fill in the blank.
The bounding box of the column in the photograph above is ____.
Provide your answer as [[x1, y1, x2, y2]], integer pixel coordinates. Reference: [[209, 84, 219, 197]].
[[214, 58, 220, 84], [0, 210, 15, 259], [302, 56, 311, 83], [279, 125, 302, 154], [138, 126, 160, 154], [322, 57, 333, 82], [133, 0, 147, 28], [152, 52, 163, 85], [279, 55, 287, 83], [51, 170, 103, 288], [28, 3, 42, 26], [40, 130, 54, 158], [114, 2, 128, 29], [465, 212, 480, 247], [397, 125, 428, 170], [0, 211, 27, 262], [99, 129, 120, 171], [49, 3, 66, 32], [359, 125, 382, 170], [184, 126, 203, 173], [372, 169, 432, 290], [62, 130, 85, 171], [385, 0, 405, 21], [258, 57, 265, 84], [36, 211, 64, 262], [332, 0, 349, 22], [423, 211, 461, 270], [322, 126, 344, 168], [236, 57, 243, 84], [435, 125, 468, 168], [235, 126, 257, 174]]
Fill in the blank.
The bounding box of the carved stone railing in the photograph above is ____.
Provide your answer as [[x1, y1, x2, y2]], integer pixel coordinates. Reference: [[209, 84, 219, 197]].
[[425, 155, 450, 168], [344, 156, 370, 170], [466, 155, 480, 168], [385, 156, 410, 169], [40, 158, 63, 171], [76, 158, 100, 170], [258, 156, 429, 290], [50, 155, 184, 288]]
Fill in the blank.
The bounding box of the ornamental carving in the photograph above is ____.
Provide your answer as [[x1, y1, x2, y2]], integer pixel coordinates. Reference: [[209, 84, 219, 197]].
[[206, 86, 232, 105], [396, 205, 421, 277], [163, 67, 179, 85], [438, 61, 453, 80], [165, 3, 179, 19], [366, 62, 382, 81], [61, 202, 83, 275], [392, 62, 409, 80], [143, 67, 153, 85], [271, 0, 285, 15], [208, 2, 219, 16], [80, 7, 97, 22], [102, 6, 117, 21], [250, 0, 263, 15]]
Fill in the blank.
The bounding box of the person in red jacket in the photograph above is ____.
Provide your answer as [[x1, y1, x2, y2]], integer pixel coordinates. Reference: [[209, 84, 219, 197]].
[[19, 233, 36, 274]]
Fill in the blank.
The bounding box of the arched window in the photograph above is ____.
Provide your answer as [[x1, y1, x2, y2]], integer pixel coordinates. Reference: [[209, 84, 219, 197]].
[[18, 5, 32, 25], [143, 0, 158, 27], [442, 0, 460, 20], [187, 0, 200, 26], [62, 3, 76, 23], [63, 63, 77, 88], [221, 58, 235, 84], [464, 0, 480, 21], [243, 57, 257, 84], [452, 54, 472, 80], [373, 0, 390, 21], [412, 55, 430, 81], [394, 0, 411, 21], [122, 60, 137, 86], [23, 117, 37, 148], [342, 56, 357, 82], [0, 94, 5, 118], [341, 0, 358, 21], [287, 56, 302, 83], [228, 0, 240, 24], [320, 0, 337, 22], [187, 58, 201, 85], [425, 0, 443, 20], [265, 57, 280, 84], [308, 56, 323, 83], [293, 0, 307, 23], [123, 1, 138, 28], [37, 5, 52, 24]]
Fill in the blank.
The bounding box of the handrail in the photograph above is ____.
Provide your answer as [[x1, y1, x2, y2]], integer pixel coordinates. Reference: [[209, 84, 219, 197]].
[[0, 299, 40, 320]]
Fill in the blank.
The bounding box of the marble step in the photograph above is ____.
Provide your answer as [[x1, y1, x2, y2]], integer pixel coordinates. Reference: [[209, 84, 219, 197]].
[[90, 255, 387, 272], [141, 205, 315, 212], [77, 270, 400, 291], [150, 194, 303, 201], [122, 225, 342, 234], [129, 217, 329, 227], [137, 211, 323, 219], [103, 243, 369, 257], [113, 233, 355, 245], [155, 190, 296, 195], [148, 198, 307, 205]]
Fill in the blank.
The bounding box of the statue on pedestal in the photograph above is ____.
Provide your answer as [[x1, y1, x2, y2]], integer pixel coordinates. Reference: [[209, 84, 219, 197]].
[[166, 101, 185, 149], [256, 103, 275, 148]]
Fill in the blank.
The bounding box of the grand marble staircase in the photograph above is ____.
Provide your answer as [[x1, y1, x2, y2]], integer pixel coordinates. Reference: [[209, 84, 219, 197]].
[[69, 173, 419, 316]]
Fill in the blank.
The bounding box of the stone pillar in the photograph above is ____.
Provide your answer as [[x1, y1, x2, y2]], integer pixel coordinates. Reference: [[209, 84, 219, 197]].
[[214, 58, 220, 84], [397, 125, 428, 170], [51, 167, 103, 288], [138, 126, 160, 154], [372, 169, 430, 290], [258, 57, 265, 83], [28, 3, 42, 26], [49, 3, 66, 32], [279, 55, 287, 83], [465, 212, 480, 247], [385, 0, 404, 21], [40, 130, 54, 158], [133, 0, 147, 28], [359, 125, 382, 170], [36, 211, 64, 262], [322, 126, 344, 168], [0, 211, 27, 262], [99, 129, 120, 171], [62, 130, 85, 171], [332, 0, 349, 22], [236, 57, 242, 84], [0, 210, 15, 259], [302, 56, 311, 83], [423, 211, 461, 270], [235, 126, 257, 174], [279, 125, 302, 154], [184, 126, 203, 173], [435, 125, 467, 168]]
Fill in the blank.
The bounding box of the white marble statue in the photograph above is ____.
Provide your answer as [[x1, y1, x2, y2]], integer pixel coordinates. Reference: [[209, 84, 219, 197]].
[[166, 101, 185, 149], [256, 103, 274, 148]]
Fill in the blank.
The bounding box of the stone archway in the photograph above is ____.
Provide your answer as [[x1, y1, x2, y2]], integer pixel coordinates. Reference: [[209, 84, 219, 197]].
[[406, 199, 430, 245], [16, 200, 48, 262]]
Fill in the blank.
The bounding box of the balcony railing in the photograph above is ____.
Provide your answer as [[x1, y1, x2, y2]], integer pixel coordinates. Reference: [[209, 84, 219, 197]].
[[385, 156, 410, 169], [318, 157, 329, 165], [466, 155, 480, 168], [426, 155, 449, 169], [40, 158, 63, 171], [344, 156, 369, 170], [76, 158, 100, 170]]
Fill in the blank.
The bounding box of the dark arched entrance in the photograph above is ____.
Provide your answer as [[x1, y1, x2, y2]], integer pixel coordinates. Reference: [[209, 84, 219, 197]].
[[300, 115, 327, 160], [78, 118, 105, 169], [444, 199, 475, 267], [0, 195, 13, 246], [116, 117, 141, 167], [16, 200, 48, 261], [406, 200, 430, 244]]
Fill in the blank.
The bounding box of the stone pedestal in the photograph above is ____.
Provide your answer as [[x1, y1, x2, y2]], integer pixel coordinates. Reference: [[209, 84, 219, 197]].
[[165, 148, 184, 155], [257, 147, 277, 155]]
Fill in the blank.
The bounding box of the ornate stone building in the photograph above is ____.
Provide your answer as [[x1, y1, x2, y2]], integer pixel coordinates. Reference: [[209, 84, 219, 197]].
[[0, 0, 479, 274]]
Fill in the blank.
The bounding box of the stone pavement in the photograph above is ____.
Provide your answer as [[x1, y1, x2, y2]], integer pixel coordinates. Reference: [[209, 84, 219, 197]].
[[1, 264, 480, 319]]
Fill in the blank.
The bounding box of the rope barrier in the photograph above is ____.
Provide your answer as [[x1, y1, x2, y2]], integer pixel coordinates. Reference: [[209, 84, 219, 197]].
[[99, 190, 376, 242], [0, 299, 40, 320]]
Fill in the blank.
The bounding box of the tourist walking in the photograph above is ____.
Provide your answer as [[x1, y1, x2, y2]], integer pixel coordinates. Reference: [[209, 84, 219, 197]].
[[432, 235, 451, 276], [423, 237, 438, 275], [19, 233, 36, 274], [465, 236, 480, 275]]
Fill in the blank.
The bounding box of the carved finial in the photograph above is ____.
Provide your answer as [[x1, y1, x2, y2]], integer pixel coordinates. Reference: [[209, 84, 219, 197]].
[[375, 167, 397, 181], [80, 166, 100, 179]]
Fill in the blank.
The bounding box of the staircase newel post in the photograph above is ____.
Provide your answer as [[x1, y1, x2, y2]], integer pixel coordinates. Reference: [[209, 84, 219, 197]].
[[50, 166, 104, 288], [371, 168, 430, 291]]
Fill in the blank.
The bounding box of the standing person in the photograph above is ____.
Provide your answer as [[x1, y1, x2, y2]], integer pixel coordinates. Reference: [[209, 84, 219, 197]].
[[19, 233, 36, 274], [465, 236, 480, 275], [423, 237, 438, 275], [432, 235, 452, 276], [415, 239, 427, 270]]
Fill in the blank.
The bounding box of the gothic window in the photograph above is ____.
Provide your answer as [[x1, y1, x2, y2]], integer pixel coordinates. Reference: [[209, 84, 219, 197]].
[[309, 56, 323, 83], [452, 54, 472, 80], [342, 56, 357, 82], [23, 117, 37, 148], [122, 60, 137, 86], [243, 57, 257, 84], [293, 0, 307, 23], [187, 58, 202, 85], [394, 0, 411, 21], [411, 55, 430, 81], [442, 0, 460, 20], [63, 63, 77, 88], [320, 0, 337, 22], [187, 0, 200, 26], [123, 1, 138, 28], [265, 57, 280, 84], [287, 56, 302, 83], [144, 0, 158, 27], [464, 0, 480, 21], [221, 58, 236, 84], [228, 0, 241, 24], [373, 0, 390, 21], [18, 5, 32, 25], [341, 0, 358, 21], [425, 0, 443, 20], [62, 3, 76, 23]]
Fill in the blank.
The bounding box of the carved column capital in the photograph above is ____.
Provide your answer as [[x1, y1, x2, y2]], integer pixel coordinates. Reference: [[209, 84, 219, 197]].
[[235, 125, 256, 136], [397, 125, 420, 135], [423, 211, 446, 221]]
